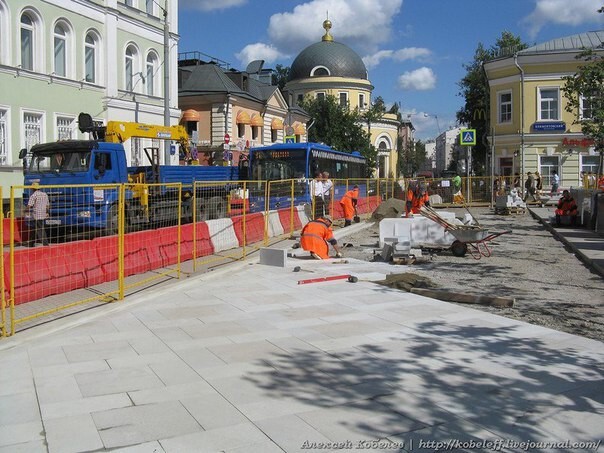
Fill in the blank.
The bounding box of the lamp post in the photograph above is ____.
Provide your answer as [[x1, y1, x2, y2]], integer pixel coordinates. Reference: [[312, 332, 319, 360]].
[[162, 0, 170, 165]]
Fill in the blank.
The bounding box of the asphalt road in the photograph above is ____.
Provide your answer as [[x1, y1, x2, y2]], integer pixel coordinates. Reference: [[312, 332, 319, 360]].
[[338, 207, 604, 342]]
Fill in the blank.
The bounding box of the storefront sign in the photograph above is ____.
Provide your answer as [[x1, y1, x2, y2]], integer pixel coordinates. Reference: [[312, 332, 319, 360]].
[[562, 137, 595, 147], [532, 122, 566, 132]]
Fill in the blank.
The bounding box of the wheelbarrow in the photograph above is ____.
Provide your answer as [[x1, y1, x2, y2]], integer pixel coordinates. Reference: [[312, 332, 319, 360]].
[[447, 227, 511, 260]]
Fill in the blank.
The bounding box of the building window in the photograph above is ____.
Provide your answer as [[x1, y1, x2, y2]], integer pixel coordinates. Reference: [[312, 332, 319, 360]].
[[539, 156, 560, 187], [56, 116, 74, 140], [125, 45, 140, 91], [0, 3, 9, 65], [145, 0, 154, 15], [580, 93, 601, 120], [53, 23, 67, 77], [316, 92, 325, 102], [498, 91, 512, 123], [237, 123, 245, 138], [339, 92, 348, 108], [271, 129, 278, 143], [311, 66, 329, 77], [125, 0, 134, 6], [20, 13, 34, 70], [0, 109, 8, 165], [252, 126, 259, 140], [359, 93, 366, 110], [581, 155, 599, 174], [23, 112, 43, 153], [146, 52, 157, 96], [538, 87, 559, 121], [297, 94, 303, 105], [84, 32, 98, 83]]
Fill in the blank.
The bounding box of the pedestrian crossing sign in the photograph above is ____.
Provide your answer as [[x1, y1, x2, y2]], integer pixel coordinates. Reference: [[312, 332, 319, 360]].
[[284, 135, 296, 144], [460, 129, 476, 146]]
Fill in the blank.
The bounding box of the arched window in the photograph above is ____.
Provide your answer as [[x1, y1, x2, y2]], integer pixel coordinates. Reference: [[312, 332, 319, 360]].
[[146, 52, 158, 96], [125, 44, 140, 91], [84, 31, 98, 83], [53, 23, 66, 77], [0, 1, 9, 65], [20, 13, 34, 70]]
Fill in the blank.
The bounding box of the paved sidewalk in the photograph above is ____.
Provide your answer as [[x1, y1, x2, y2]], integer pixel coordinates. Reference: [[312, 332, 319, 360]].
[[529, 206, 604, 278], [1, 227, 603, 452]]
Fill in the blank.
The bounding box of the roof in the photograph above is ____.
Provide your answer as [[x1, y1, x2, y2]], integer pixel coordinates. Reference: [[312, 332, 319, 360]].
[[288, 40, 368, 81], [519, 30, 604, 54]]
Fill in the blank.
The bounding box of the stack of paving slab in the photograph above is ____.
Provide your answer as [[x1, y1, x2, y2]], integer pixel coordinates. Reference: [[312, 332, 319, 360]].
[[495, 189, 526, 214]]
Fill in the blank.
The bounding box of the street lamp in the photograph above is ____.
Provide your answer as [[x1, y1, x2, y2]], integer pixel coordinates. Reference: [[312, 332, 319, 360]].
[[151, 0, 171, 164], [423, 113, 441, 135]]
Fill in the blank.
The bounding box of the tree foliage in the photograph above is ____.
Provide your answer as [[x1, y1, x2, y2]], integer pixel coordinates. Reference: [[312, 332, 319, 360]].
[[271, 64, 290, 91], [300, 95, 377, 170], [456, 31, 528, 175], [562, 48, 604, 173], [398, 139, 427, 177]]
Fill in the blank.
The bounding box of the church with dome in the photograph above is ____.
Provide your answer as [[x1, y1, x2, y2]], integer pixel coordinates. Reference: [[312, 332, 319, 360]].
[[283, 20, 405, 178]]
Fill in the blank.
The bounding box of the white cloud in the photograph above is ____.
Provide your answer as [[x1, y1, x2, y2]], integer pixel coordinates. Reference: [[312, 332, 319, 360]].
[[364, 47, 431, 69], [523, 0, 603, 38], [180, 0, 247, 11], [235, 43, 287, 66], [266, 0, 404, 55], [397, 67, 436, 91]]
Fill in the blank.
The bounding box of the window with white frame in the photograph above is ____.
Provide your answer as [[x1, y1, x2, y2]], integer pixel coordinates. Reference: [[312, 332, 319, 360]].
[[125, 45, 139, 91], [580, 92, 601, 120], [0, 2, 8, 66], [84, 31, 98, 83], [0, 109, 8, 165], [146, 52, 157, 96], [359, 93, 366, 110], [339, 92, 348, 108], [20, 13, 34, 70], [23, 112, 43, 154], [56, 116, 74, 140], [125, 0, 134, 6], [498, 91, 512, 123], [53, 23, 67, 77], [538, 87, 559, 121], [581, 155, 599, 174], [539, 156, 560, 187], [316, 92, 325, 102], [145, 0, 154, 15]]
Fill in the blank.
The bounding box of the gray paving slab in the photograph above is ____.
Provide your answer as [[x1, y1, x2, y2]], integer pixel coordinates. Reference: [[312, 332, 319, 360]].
[[45, 414, 104, 453], [1, 239, 603, 452]]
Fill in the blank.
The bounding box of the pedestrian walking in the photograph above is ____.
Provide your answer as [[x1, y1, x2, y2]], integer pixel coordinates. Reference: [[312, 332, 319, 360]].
[[300, 215, 342, 259], [534, 171, 543, 198], [523, 172, 537, 202], [550, 170, 560, 196], [26, 183, 50, 247]]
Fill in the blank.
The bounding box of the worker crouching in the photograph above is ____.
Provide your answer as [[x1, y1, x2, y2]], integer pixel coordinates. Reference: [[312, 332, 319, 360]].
[[554, 190, 578, 227], [300, 215, 342, 259]]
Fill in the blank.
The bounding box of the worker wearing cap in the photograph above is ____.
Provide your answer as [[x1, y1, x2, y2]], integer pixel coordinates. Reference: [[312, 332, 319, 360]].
[[339, 185, 359, 227], [300, 215, 342, 259]]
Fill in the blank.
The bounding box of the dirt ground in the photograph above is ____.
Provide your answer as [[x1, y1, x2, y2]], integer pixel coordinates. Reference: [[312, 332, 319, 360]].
[[337, 205, 604, 342]]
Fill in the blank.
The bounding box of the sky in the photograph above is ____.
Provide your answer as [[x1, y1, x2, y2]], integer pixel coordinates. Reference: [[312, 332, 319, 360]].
[[177, 0, 604, 141]]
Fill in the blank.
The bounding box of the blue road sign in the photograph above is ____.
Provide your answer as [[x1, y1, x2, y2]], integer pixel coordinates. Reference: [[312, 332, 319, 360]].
[[284, 135, 296, 144], [460, 129, 476, 146]]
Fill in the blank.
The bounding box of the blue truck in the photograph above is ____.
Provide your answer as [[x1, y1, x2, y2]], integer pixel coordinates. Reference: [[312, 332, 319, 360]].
[[21, 114, 242, 236]]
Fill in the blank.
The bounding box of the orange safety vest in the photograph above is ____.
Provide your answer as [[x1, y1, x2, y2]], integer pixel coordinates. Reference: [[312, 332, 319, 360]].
[[555, 197, 578, 216], [300, 218, 335, 259], [339, 188, 359, 220], [406, 189, 429, 214]]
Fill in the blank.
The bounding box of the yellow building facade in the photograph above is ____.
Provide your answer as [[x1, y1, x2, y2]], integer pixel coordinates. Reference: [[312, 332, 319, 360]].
[[484, 31, 604, 189]]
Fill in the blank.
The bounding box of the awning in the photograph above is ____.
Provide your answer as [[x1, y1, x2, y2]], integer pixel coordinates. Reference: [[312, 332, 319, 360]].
[[271, 118, 284, 130], [250, 114, 263, 127], [181, 109, 200, 122], [236, 111, 251, 124], [293, 122, 306, 135]]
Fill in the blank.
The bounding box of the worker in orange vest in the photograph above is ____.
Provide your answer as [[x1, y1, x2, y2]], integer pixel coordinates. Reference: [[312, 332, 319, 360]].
[[554, 190, 578, 227], [299, 215, 342, 259], [405, 182, 430, 217], [339, 185, 359, 227], [598, 175, 604, 191]]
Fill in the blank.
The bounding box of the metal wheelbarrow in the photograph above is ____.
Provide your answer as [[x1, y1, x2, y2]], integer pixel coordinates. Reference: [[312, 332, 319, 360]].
[[447, 227, 511, 260]]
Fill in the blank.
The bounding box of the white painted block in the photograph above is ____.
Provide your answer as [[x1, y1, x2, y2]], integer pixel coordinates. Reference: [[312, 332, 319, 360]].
[[266, 211, 284, 237], [206, 218, 239, 252]]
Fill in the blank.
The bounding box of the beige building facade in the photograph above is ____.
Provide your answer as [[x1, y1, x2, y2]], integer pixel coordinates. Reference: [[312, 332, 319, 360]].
[[484, 31, 604, 189]]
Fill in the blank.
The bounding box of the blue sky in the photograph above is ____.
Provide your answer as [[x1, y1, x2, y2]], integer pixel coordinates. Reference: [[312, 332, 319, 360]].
[[178, 0, 604, 140]]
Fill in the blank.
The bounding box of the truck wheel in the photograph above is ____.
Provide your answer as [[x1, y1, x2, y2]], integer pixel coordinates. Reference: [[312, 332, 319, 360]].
[[198, 196, 226, 220], [451, 240, 467, 257]]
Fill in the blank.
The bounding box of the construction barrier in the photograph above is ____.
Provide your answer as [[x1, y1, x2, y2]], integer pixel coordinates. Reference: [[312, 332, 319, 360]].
[[2, 178, 394, 337]]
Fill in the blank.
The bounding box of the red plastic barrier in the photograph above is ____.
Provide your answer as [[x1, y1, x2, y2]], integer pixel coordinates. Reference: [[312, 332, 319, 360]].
[[277, 208, 302, 234], [232, 213, 265, 246], [194, 222, 214, 257], [122, 231, 157, 277], [2, 218, 25, 245], [331, 201, 345, 219], [93, 236, 120, 282]]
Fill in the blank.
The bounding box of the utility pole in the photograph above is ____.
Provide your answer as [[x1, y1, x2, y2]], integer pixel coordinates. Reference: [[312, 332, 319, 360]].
[[163, 0, 171, 165]]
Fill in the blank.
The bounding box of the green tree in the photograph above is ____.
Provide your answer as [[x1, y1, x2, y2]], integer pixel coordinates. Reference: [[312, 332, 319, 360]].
[[457, 31, 528, 175], [398, 139, 427, 177], [562, 48, 604, 175], [271, 64, 290, 91], [300, 95, 377, 171]]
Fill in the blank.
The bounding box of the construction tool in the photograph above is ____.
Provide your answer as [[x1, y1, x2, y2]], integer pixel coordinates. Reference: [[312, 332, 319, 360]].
[[293, 266, 314, 273], [297, 274, 356, 285], [331, 260, 349, 264]]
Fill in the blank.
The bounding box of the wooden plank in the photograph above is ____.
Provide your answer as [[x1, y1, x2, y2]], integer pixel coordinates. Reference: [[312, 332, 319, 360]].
[[410, 287, 515, 308]]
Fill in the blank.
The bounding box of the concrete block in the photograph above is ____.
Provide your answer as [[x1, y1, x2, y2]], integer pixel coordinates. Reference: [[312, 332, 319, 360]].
[[259, 248, 287, 267]]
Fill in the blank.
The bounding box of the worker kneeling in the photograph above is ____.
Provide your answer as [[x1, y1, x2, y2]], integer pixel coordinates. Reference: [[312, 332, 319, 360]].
[[300, 215, 342, 259], [406, 183, 430, 217]]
